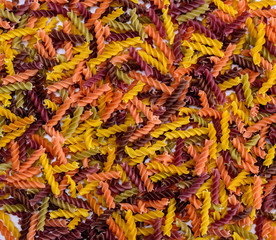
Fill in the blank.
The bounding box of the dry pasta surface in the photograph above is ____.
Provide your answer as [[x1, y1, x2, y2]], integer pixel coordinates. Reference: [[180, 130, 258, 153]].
[[0, 0, 275, 240]]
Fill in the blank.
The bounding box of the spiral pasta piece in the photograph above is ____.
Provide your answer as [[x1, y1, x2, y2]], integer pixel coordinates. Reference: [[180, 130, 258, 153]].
[[251, 23, 265, 67], [182, 41, 224, 57], [125, 210, 137, 240], [253, 175, 262, 209], [163, 198, 176, 236], [213, 0, 237, 16], [220, 110, 230, 150], [39, 153, 60, 195]]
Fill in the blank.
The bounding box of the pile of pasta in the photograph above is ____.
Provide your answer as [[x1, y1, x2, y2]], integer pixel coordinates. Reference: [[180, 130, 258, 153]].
[[0, 0, 275, 239]]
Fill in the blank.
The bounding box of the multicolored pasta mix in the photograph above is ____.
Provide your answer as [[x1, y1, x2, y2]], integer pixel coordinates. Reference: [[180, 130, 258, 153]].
[[0, 0, 275, 239]]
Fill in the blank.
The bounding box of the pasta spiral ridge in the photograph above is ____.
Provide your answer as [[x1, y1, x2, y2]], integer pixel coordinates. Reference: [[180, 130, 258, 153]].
[[67, 10, 92, 41], [125, 210, 137, 240], [100, 181, 115, 209], [200, 191, 211, 235], [37, 197, 49, 231], [39, 153, 60, 195]]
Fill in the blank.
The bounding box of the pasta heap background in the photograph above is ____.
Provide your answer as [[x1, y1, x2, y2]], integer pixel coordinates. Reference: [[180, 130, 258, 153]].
[[0, 0, 275, 239]]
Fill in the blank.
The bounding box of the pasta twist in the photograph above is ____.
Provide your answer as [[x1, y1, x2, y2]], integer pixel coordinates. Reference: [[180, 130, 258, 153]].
[[0, 127, 26, 149], [264, 175, 276, 197], [84, 194, 103, 216], [253, 175, 262, 209], [63, 20, 73, 61], [94, 20, 105, 55], [130, 97, 158, 122], [191, 33, 223, 49], [43, 99, 59, 112], [151, 117, 190, 138], [106, 216, 127, 240], [182, 41, 224, 57], [50, 208, 89, 219], [100, 181, 115, 209], [2, 69, 38, 85], [114, 188, 138, 203], [37, 197, 49, 231], [37, 30, 57, 57], [47, 78, 74, 94], [147, 161, 189, 175], [0, 28, 37, 42], [162, 8, 175, 45], [134, 210, 164, 221], [163, 198, 176, 237], [263, 144, 275, 166], [70, 148, 99, 161], [104, 147, 116, 172], [176, 218, 193, 240], [216, 156, 231, 187], [45, 219, 67, 228], [51, 137, 67, 165], [6, 166, 41, 183], [165, 127, 209, 140], [26, 213, 38, 240], [129, 9, 147, 40], [218, 76, 241, 90], [177, 3, 210, 23], [195, 140, 213, 175], [200, 191, 211, 235], [228, 170, 249, 191], [49, 195, 76, 212], [100, 8, 124, 24], [64, 106, 84, 139], [125, 210, 137, 240], [87, 171, 121, 182], [0, 82, 32, 94], [228, 225, 257, 240], [137, 163, 154, 192], [0, 8, 20, 23], [2, 204, 27, 213], [122, 81, 145, 103], [213, 0, 237, 16], [129, 71, 173, 95], [67, 216, 81, 230], [251, 23, 265, 66], [220, 110, 230, 150], [67, 175, 77, 198], [248, 0, 276, 10], [125, 140, 167, 158], [108, 20, 135, 32], [79, 181, 99, 195], [198, 90, 209, 109], [9, 140, 19, 171], [67, 10, 92, 41], [139, 42, 168, 68], [138, 50, 168, 75], [259, 64, 276, 95], [39, 153, 60, 195], [4, 58, 14, 76]]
